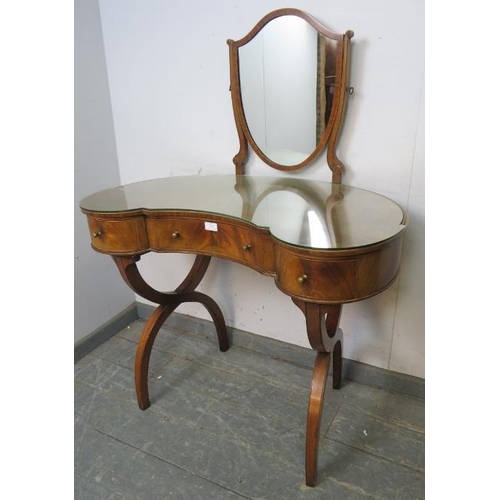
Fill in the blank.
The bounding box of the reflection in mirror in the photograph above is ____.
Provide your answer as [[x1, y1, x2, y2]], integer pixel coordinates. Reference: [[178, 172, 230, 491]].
[[228, 9, 353, 179], [239, 16, 338, 166]]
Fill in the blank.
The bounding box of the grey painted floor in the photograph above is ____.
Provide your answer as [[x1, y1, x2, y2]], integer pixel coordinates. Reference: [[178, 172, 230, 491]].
[[75, 319, 424, 499]]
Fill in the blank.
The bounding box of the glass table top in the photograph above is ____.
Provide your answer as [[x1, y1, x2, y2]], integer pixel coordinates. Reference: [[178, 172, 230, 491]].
[[80, 175, 406, 250]]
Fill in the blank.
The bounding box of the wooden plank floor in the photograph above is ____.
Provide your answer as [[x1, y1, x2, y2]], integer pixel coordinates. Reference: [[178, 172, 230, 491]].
[[75, 319, 424, 499]]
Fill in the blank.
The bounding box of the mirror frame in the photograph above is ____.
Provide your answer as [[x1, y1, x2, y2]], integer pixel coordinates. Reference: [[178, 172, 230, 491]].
[[227, 8, 354, 182]]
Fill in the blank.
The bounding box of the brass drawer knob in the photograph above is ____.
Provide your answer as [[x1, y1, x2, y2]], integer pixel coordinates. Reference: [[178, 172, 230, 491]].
[[297, 274, 308, 284], [92, 231, 102, 238], [172, 231, 180, 238], [243, 244, 252, 251]]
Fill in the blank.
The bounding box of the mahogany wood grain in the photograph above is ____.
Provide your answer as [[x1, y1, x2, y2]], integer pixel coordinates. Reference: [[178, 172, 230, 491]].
[[113, 255, 173, 304], [355, 236, 404, 297], [146, 217, 275, 274], [78, 7, 407, 486], [135, 302, 178, 409], [85, 207, 405, 305], [306, 351, 331, 487], [276, 234, 405, 304], [82, 209, 403, 486], [293, 299, 343, 486], [113, 254, 229, 410], [292, 300, 342, 353], [135, 291, 229, 409], [327, 30, 354, 184], [88, 216, 149, 254], [278, 252, 358, 302], [83, 201, 404, 486]]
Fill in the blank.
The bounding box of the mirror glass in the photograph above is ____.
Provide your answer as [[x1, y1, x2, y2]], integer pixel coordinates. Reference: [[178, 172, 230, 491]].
[[238, 15, 338, 166]]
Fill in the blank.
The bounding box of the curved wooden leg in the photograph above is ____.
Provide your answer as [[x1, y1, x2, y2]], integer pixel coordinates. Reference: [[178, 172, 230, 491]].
[[113, 254, 212, 299], [293, 299, 344, 487], [306, 351, 331, 487], [135, 291, 229, 410], [188, 291, 229, 352], [113, 255, 229, 410], [135, 303, 177, 410]]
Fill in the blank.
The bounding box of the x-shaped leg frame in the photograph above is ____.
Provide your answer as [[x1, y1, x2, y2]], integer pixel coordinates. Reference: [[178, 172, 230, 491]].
[[113, 255, 229, 410]]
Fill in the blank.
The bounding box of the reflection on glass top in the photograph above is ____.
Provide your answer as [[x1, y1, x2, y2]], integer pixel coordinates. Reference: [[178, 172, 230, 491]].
[[80, 175, 406, 250]]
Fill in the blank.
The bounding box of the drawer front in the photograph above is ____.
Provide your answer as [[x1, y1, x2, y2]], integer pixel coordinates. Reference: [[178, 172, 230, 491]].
[[87, 217, 148, 254], [275, 249, 357, 302], [356, 235, 404, 297], [147, 218, 274, 273]]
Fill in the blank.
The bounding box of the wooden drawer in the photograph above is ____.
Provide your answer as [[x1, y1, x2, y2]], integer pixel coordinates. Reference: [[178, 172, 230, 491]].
[[356, 236, 404, 297], [87, 216, 148, 254], [275, 248, 357, 302], [275, 233, 404, 303], [147, 217, 274, 274]]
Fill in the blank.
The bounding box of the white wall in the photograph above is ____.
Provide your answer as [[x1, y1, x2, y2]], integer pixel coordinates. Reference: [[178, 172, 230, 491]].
[[74, 0, 135, 343], [97, 0, 424, 378]]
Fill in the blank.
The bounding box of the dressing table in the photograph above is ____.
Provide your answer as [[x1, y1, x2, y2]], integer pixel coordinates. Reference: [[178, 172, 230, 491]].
[[80, 9, 406, 487]]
